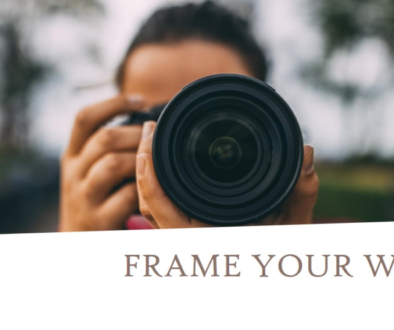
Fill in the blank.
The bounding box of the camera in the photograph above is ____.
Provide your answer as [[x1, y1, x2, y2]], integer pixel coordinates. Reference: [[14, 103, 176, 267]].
[[126, 74, 303, 226]]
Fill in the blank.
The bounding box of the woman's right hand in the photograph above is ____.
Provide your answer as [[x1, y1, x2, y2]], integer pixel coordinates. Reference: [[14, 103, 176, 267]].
[[59, 95, 146, 231]]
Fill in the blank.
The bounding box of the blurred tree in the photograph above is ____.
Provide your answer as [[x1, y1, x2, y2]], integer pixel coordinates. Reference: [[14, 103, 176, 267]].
[[312, 0, 394, 58], [0, 0, 104, 150], [0, 23, 49, 148], [303, 0, 394, 158]]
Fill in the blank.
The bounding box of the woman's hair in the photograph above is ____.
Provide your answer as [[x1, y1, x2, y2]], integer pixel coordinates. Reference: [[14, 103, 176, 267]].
[[115, 1, 269, 88]]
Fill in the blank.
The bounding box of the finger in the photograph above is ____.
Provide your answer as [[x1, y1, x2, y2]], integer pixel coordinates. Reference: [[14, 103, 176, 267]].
[[138, 195, 159, 229], [136, 167, 160, 229], [283, 145, 319, 224], [138, 193, 156, 223], [99, 183, 139, 230], [67, 94, 144, 156], [136, 122, 191, 228], [135, 139, 159, 228], [134, 121, 157, 224], [137, 153, 190, 228], [77, 126, 142, 177], [137, 121, 157, 154], [84, 152, 136, 203], [135, 121, 156, 223]]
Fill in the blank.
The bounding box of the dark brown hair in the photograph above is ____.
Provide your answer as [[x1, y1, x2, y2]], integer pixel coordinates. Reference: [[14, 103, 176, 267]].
[[115, 1, 269, 88]]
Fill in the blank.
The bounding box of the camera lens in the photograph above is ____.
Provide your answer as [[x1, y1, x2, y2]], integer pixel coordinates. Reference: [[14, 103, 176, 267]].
[[190, 115, 259, 184], [209, 137, 241, 170], [153, 74, 303, 226]]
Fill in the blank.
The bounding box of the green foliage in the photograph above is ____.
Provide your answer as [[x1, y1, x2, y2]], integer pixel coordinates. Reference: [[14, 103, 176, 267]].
[[0, 0, 104, 149], [303, 0, 394, 101], [311, 0, 394, 57], [302, 0, 394, 158], [0, 23, 51, 147], [314, 163, 394, 222], [315, 184, 393, 222]]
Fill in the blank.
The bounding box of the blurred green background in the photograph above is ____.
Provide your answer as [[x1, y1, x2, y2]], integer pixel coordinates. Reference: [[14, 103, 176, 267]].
[[0, 0, 393, 233], [315, 161, 394, 222]]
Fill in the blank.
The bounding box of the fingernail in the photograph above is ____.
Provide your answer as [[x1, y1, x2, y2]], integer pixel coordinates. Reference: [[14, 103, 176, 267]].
[[126, 94, 144, 107], [142, 121, 155, 139], [137, 156, 146, 176], [304, 146, 314, 175]]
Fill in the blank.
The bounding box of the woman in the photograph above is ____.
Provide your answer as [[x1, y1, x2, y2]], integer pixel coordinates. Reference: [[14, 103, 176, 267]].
[[59, 1, 319, 231]]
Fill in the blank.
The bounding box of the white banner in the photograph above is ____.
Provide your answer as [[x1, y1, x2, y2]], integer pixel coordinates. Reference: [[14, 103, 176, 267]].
[[0, 222, 393, 329]]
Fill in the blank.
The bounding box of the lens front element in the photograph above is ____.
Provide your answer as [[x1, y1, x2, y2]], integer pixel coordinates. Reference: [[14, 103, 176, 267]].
[[153, 74, 303, 225], [189, 115, 259, 185], [209, 137, 241, 170]]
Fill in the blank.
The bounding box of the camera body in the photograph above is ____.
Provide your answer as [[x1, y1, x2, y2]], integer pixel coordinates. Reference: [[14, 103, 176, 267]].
[[127, 74, 303, 226]]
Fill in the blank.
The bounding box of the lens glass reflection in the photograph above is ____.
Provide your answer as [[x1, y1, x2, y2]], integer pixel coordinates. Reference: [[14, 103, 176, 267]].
[[193, 119, 258, 183], [209, 137, 242, 169]]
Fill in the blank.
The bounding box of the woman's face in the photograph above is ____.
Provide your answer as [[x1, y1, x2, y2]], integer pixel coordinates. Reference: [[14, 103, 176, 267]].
[[121, 40, 253, 107]]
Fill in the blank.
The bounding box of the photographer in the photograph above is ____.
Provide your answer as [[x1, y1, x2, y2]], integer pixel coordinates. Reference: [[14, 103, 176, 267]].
[[59, 1, 319, 231]]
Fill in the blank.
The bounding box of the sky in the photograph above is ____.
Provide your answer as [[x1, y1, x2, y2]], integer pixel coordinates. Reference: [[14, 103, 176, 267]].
[[28, 0, 394, 160]]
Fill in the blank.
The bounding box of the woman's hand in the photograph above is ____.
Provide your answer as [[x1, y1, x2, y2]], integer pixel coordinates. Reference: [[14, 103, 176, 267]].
[[60, 95, 146, 231], [136, 121, 211, 229], [136, 121, 319, 228], [271, 144, 319, 225]]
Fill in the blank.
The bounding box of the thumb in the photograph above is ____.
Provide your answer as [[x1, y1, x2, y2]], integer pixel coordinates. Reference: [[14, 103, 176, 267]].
[[136, 122, 191, 228], [281, 145, 319, 224]]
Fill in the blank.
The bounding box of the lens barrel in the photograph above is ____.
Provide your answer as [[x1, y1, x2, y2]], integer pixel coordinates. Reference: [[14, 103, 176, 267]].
[[152, 74, 303, 225]]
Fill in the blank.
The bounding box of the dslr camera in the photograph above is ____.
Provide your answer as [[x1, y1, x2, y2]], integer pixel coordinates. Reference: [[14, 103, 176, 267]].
[[124, 74, 303, 226]]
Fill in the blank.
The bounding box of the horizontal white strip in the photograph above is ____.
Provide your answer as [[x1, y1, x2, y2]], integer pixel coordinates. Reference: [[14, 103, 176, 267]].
[[0, 222, 393, 329]]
